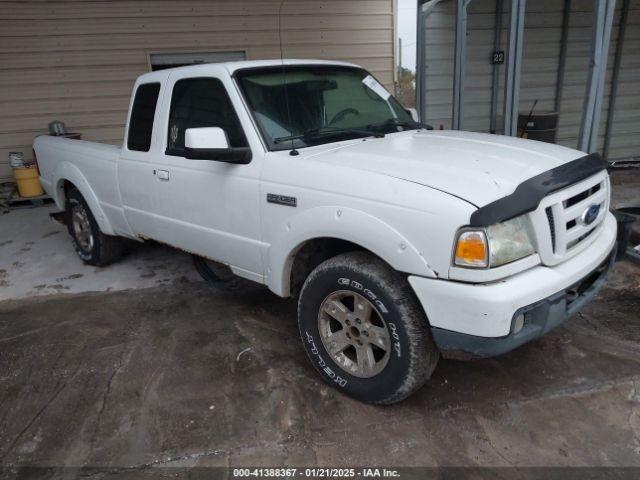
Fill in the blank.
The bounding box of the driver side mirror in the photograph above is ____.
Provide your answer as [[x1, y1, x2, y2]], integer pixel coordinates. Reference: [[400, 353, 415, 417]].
[[184, 127, 251, 164], [406, 108, 420, 123]]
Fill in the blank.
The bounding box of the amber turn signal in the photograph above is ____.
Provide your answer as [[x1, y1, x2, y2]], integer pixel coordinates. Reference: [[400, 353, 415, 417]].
[[454, 230, 488, 268]]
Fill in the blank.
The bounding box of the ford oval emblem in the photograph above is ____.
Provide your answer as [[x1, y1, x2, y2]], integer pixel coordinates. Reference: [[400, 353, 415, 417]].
[[580, 204, 600, 226]]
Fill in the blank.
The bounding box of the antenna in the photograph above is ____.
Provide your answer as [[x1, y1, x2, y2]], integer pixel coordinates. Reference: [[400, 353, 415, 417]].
[[278, 0, 298, 155], [520, 99, 538, 139]]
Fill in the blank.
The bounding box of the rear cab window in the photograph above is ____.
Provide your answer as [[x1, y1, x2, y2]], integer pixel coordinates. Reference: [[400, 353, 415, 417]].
[[127, 83, 161, 152]]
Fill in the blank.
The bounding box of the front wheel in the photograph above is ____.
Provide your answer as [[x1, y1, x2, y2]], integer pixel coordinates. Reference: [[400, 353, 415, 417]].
[[297, 251, 439, 404]]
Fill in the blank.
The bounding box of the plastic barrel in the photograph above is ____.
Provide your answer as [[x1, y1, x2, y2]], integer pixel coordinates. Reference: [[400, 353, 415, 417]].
[[13, 165, 43, 198]]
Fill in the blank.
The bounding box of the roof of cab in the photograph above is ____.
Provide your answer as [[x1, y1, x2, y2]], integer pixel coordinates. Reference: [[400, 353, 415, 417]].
[[135, 59, 359, 84]]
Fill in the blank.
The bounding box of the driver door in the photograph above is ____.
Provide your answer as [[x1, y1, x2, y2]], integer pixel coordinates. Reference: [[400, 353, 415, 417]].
[[149, 73, 264, 280]]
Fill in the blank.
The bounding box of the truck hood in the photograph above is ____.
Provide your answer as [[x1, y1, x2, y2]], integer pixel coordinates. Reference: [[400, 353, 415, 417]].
[[303, 130, 585, 207]]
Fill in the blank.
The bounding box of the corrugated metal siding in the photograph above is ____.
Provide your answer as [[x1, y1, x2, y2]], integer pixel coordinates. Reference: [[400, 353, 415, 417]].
[[606, 0, 640, 161], [0, 0, 396, 181], [420, 0, 639, 162], [421, 1, 456, 130]]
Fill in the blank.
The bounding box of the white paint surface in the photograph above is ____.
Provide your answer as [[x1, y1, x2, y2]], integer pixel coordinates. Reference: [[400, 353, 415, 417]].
[[0, 205, 200, 301]]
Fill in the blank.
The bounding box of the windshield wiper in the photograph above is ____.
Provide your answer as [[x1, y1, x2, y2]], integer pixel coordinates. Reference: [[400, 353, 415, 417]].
[[274, 126, 384, 144], [366, 118, 433, 131]]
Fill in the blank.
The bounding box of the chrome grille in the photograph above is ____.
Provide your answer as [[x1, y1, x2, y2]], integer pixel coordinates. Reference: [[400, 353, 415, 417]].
[[530, 170, 610, 266]]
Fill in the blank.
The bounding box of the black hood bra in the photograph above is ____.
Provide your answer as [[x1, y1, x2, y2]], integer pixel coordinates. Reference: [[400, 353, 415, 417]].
[[469, 152, 609, 227]]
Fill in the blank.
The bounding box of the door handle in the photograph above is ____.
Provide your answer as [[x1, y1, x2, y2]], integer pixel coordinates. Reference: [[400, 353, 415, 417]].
[[155, 169, 170, 181]]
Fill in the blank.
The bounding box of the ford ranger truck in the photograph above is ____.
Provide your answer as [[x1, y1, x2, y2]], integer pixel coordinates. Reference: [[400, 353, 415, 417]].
[[33, 60, 619, 404]]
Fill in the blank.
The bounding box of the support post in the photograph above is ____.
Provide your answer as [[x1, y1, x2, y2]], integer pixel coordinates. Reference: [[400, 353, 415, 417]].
[[452, 0, 471, 130], [415, 1, 427, 121], [554, 0, 571, 114], [503, 0, 526, 137], [489, 0, 504, 134], [578, 0, 616, 153], [603, 0, 629, 160]]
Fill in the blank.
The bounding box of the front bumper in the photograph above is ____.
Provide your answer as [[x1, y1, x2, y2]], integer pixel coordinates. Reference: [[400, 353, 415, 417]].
[[408, 212, 618, 357], [431, 246, 615, 357]]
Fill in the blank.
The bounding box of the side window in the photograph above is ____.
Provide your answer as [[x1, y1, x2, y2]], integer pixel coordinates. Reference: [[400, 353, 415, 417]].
[[166, 77, 248, 156], [127, 83, 160, 152]]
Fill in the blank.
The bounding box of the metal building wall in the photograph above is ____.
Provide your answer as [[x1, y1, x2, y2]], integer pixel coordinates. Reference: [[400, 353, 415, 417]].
[[606, 0, 640, 161], [0, 0, 397, 182], [420, 1, 458, 130], [419, 0, 639, 162]]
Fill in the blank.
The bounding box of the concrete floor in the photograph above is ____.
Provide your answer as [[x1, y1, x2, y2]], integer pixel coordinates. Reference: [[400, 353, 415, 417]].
[[0, 206, 199, 301], [0, 261, 639, 469], [0, 169, 639, 470]]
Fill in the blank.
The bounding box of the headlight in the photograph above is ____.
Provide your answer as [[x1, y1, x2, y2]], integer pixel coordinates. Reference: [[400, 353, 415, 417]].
[[487, 215, 536, 267], [454, 215, 536, 268]]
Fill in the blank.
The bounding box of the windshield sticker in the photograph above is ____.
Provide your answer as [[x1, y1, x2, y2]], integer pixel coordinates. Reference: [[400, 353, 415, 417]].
[[362, 75, 391, 100]]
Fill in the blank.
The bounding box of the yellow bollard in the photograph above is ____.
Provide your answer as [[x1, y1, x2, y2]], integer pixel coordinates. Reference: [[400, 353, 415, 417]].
[[13, 165, 44, 198]]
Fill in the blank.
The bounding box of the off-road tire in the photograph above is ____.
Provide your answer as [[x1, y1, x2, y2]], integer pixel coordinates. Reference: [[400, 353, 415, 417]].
[[298, 251, 439, 404], [65, 188, 123, 266]]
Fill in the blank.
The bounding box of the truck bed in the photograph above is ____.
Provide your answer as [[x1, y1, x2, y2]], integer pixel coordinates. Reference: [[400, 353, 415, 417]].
[[33, 135, 122, 225]]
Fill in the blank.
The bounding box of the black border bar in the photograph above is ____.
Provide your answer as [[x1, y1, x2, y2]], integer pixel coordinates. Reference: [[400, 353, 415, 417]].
[[4, 467, 640, 480]]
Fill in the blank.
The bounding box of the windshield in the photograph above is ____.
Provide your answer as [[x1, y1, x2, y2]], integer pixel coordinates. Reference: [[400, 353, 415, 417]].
[[235, 65, 416, 151]]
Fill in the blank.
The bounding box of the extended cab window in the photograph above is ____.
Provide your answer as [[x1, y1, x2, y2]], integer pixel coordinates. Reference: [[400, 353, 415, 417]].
[[166, 77, 248, 156], [127, 83, 160, 152]]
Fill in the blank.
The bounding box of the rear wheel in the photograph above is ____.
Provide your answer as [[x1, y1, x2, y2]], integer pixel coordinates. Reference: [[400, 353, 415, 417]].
[[298, 251, 439, 404], [65, 188, 123, 266]]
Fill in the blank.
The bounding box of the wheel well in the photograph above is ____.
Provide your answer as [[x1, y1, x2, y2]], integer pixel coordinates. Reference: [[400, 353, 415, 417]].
[[63, 179, 78, 196], [58, 179, 77, 206], [289, 238, 366, 297]]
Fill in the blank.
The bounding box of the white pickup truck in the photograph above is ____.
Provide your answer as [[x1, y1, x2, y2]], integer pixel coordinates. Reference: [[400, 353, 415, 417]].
[[34, 59, 619, 404]]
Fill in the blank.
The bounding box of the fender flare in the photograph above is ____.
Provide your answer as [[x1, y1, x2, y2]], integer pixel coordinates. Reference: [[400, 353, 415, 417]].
[[52, 162, 115, 235], [267, 206, 437, 297]]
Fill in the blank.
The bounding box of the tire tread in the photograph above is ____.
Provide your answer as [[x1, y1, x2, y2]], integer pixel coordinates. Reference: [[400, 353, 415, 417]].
[[298, 251, 438, 405]]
